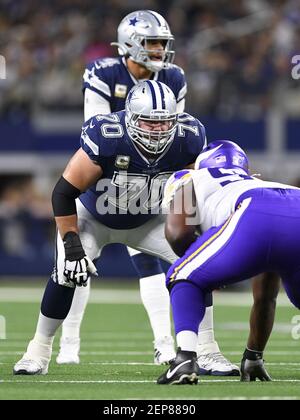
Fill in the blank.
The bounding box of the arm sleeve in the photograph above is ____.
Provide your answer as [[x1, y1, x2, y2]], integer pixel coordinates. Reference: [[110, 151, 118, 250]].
[[52, 176, 81, 217], [84, 88, 111, 122]]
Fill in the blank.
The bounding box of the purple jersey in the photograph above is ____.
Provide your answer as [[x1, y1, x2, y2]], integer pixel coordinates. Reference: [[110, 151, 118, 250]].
[[167, 187, 300, 309]]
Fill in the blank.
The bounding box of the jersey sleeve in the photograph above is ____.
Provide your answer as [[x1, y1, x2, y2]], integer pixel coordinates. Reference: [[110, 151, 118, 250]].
[[178, 114, 207, 164], [162, 170, 193, 210], [170, 65, 187, 103], [80, 116, 118, 169], [82, 59, 114, 102], [194, 119, 207, 153]]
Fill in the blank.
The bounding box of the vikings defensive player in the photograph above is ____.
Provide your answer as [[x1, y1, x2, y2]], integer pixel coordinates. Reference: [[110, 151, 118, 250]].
[[158, 141, 300, 384]]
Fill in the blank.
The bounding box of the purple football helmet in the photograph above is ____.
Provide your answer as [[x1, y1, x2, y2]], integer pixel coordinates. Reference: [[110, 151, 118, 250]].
[[195, 140, 249, 174]]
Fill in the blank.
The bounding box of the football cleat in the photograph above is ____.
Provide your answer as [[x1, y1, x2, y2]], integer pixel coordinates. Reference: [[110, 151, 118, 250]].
[[13, 338, 51, 375], [241, 358, 272, 382], [56, 337, 80, 365], [13, 358, 49, 375], [157, 348, 199, 385], [197, 352, 240, 376], [154, 336, 176, 365]]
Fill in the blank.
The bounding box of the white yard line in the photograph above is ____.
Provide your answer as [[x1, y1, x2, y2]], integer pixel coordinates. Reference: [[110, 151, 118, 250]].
[[1, 361, 300, 366], [1, 379, 300, 384], [1, 350, 300, 356], [0, 288, 292, 306], [2, 340, 299, 347]]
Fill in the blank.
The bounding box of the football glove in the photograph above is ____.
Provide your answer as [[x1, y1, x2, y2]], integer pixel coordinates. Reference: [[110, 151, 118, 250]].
[[63, 231, 98, 287], [240, 348, 272, 382]]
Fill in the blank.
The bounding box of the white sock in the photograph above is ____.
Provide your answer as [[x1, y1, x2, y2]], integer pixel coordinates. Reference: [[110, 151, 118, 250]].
[[139, 273, 172, 341], [36, 312, 64, 338], [25, 331, 54, 361], [61, 280, 90, 339], [25, 312, 64, 360], [177, 331, 198, 352], [197, 306, 220, 354]]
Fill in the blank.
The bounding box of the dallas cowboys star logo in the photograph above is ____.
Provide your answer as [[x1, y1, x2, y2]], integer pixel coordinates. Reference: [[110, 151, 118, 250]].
[[129, 17, 139, 26]]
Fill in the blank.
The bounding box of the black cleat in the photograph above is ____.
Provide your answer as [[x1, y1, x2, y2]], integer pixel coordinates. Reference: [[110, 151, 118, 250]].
[[157, 348, 199, 385]]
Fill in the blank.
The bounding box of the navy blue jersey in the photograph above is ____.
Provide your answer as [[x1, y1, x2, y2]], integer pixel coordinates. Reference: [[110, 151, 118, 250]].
[[79, 111, 206, 229], [83, 57, 187, 112]]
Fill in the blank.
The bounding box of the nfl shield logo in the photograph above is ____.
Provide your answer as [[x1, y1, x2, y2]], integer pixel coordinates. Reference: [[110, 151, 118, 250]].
[[115, 155, 130, 169]]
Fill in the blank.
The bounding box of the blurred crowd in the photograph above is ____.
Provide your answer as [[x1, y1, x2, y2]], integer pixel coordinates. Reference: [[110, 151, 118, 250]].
[[0, 175, 54, 270], [0, 0, 299, 121], [0, 0, 300, 273]]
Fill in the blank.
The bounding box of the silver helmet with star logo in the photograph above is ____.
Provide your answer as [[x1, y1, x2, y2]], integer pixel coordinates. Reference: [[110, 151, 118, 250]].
[[111, 10, 175, 73]]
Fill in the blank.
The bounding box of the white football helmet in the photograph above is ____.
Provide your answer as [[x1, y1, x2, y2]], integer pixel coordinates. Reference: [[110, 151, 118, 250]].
[[125, 80, 178, 155], [111, 10, 175, 72]]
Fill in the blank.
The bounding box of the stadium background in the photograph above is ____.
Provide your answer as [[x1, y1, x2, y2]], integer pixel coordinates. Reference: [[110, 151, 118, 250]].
[[0, 0, 299, 278]]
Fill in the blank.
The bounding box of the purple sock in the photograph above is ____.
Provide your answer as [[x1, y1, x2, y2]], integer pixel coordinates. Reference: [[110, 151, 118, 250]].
[[170, 281, 206, 335]]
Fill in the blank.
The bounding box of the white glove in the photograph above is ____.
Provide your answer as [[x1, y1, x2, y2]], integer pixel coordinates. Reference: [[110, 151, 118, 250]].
[[64, 255, 98, 287]]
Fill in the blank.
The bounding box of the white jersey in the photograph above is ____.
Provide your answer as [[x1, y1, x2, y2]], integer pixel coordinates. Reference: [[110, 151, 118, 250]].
[[163, 168, 299, 232]]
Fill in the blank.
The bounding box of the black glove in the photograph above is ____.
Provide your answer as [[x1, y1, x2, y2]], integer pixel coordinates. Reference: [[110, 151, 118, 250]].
[[241, 348, 272, 382], [63, 232, 97, 287]]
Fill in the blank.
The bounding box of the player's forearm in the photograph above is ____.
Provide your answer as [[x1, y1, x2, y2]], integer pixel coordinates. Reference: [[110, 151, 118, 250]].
[[165, 217, 197, 257], [55, 214, 79, 240]]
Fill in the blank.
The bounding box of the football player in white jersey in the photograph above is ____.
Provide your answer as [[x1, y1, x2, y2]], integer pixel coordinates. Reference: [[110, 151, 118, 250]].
[[57, 10, 239, 376], [158, 140, 299, 384]]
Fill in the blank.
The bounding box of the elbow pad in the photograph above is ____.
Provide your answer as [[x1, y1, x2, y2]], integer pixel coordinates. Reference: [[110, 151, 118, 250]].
[[52, 176, 81, 217]]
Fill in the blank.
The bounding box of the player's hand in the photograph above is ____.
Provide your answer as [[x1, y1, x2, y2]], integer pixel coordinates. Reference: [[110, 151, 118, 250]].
[[62, 231, 98, 287], [240, 358, 272, 382], [64, 255, 97, 287]]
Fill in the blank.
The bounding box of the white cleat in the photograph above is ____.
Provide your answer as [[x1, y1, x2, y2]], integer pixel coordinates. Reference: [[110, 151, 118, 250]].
[[154, 336, 176, 365], [197, 352, 240, 376], [56, 337, 80, 365], [13, 358, 49, 375], [13, 338, 52, 375]]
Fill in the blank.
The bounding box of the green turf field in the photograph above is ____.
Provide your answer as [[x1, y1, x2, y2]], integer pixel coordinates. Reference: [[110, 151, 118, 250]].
[[1, 283, 300, 400]]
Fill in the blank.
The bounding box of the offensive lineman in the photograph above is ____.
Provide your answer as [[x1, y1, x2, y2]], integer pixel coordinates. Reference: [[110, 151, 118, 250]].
[[57, 10, 238, 375], [13, 81, 208, 375]]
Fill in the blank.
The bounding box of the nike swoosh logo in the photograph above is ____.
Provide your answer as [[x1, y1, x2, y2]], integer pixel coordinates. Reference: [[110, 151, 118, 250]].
[[195, 144, 223, 168], [89, 121, 95, 129], [166, 360, 191, 379]]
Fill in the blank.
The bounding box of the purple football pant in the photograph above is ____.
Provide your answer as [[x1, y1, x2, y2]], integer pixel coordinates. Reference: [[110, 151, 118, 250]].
[[166, 188, 300, 334]]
